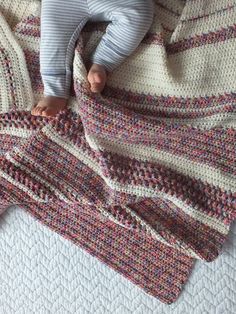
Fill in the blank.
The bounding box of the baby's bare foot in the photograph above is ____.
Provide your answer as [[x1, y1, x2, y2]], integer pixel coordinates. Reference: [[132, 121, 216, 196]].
[[31, 96, 67, 117], [87, 64, 107, 93]]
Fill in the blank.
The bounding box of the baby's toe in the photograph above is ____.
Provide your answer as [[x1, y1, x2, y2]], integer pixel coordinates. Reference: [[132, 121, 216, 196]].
[[31, 105, 40, 115], [38, 107, 46, 114], [31, 105, 46, 116], [41, 107, 57, 117], [35, 107, 47, 117]]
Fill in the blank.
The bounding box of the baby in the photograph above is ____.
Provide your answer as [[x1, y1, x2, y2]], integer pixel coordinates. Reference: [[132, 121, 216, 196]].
[[31, 0, 154, 117]]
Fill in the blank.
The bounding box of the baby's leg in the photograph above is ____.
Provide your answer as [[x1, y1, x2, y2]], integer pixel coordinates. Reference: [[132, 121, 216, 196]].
[[32, 0, 89, 117], [87, 0, 154, 92]]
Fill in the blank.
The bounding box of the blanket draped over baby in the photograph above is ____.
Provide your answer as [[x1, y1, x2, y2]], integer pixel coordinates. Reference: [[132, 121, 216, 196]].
[[0, 0, 235, 304]]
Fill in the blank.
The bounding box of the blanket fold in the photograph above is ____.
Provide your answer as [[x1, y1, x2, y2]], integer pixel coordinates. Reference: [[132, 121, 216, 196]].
[[0, 0, 235, 304]]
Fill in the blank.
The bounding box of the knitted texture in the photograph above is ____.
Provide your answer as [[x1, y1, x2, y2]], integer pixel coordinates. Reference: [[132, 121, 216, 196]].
[[0, 0, 235, 304], [0, 0, 39, 29]]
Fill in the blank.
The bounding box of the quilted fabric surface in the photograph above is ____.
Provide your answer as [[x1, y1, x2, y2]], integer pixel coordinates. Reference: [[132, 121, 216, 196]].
[[0, 205, 236, 314]]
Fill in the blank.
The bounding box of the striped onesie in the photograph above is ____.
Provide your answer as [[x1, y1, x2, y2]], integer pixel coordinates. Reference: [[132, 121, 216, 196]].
[[40, 0, 154, 99]]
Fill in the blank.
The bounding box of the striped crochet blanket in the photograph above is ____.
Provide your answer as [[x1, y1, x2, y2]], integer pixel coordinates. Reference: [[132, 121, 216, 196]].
[[0, 0, 235, 304]]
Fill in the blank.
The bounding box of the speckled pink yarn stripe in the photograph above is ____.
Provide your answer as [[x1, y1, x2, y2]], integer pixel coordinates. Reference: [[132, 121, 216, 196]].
[[0, 0, 236, 304]]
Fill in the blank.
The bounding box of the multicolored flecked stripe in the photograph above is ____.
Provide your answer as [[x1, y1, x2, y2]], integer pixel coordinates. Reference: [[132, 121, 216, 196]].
[[0, 110, 235, 258]]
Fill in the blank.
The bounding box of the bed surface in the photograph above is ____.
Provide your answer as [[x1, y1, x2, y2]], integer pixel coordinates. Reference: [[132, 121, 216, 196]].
[[0, 205, 236, 314]]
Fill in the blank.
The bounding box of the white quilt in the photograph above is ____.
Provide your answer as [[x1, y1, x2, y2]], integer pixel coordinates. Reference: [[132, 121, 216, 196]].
[[0, 205, 235, 314]]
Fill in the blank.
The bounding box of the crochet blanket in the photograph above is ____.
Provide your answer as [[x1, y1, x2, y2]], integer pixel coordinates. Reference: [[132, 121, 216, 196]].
[[0, 0, 235, 304]]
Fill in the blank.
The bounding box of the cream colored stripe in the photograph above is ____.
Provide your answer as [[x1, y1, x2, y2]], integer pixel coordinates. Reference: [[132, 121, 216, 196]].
[[108, 39, 236, 97], [152, 2, 180, 34], [86, 134, 236, 193], [183, 0, 235, 17], [0, 127, 33, 138], [0, 0, 40, 29], [158, 0, 186, 12], [0, 12, 34, 112], [73, 51, 88, 83], [177, 5, 236, 41], [0, 55, 10, 112], [153, 1, 236, 41], [43, 127, 229, 236], [15, 35, 39, 52]]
